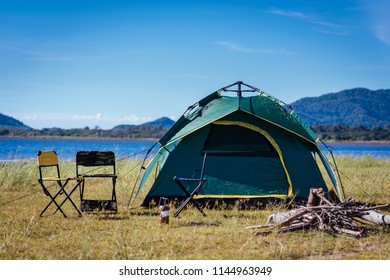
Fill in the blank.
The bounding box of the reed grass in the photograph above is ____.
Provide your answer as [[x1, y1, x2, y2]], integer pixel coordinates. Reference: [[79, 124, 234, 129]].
[[0, 157, 389, 260]]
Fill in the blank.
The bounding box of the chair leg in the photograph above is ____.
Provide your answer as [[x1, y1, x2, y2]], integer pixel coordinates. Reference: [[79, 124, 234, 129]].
[[173, 178, 207, 217], [56, 181, 83, 217], [173, 152, 208, 217], [56, 180, 82, 216], [39, 185, 68, 218], [39, 179, 83, 218], [52, 180, 66, 216], [79, 179, 85, 202], [112, 177, 117, 213]]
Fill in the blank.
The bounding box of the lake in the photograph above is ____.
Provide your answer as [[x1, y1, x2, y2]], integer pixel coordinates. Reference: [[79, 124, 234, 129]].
[[1, 138, 390, 161], [0, 138, 156, 161]]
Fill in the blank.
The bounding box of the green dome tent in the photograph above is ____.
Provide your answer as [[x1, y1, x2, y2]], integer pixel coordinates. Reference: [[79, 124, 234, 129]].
[[130, 82, 345, 206]]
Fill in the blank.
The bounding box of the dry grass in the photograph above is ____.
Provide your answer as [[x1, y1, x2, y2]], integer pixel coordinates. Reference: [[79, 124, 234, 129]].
[[0, 157, 389, 260]]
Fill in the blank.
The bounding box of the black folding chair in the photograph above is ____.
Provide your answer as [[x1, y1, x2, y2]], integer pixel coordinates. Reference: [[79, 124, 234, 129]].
[[173, 152, 208, 217], [76, 151, 118, 213], [37, 150, 83, 217]]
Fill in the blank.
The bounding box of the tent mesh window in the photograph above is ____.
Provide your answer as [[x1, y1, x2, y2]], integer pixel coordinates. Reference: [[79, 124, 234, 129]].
[[203, 124, 277, 157]]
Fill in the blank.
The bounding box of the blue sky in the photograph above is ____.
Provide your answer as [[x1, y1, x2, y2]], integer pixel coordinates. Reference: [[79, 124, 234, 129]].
[[1, 0, 389, 129]]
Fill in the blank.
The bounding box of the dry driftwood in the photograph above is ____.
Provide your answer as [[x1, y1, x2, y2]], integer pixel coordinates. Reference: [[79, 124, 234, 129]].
[[361, 210, 390, 225], [246, 188, 390, 237]]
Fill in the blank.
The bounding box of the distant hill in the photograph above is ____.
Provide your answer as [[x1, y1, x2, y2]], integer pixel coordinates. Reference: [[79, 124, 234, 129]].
[[113, 117, 174, 130], [140, 117, 175, 130], [291, 88, 390, 127], [0, 113, 31, 129], [112, 124, 137, 130]]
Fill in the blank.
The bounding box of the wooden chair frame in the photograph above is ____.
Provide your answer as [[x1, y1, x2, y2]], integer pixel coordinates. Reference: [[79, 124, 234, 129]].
[[37, 150, 83, 217]]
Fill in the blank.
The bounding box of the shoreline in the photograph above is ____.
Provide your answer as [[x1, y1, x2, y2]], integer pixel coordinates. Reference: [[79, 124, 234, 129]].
[[2, 136, 390, 144], [322, 140, 390, 145], [0, 135, 158, 142]]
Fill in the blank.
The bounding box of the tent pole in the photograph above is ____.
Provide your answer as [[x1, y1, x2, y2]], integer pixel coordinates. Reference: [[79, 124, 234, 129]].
[[329, 149, 346, 201], [320, 139, 346, 201], [126, 142, 157, 209], [237, 81, 242, 109]]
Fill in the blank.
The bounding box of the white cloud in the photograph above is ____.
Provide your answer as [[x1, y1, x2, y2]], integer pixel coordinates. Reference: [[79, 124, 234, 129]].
[[269, 9, 314, 22], [269, 9, 342, 28], [312, 27, 349, 36], [21, 114, 39, 120], [213, 41, 252, 53], [29, 54, 72, 61], [362, 0, 390, 44], [70, 113, 104, 121], [18, 113, 155, 129], [260, 48, 294, 56], [268, 8, 347, 35], [117, 115, 153, 123], [213, 41, 293, 56], [0, 42, 72, 61]]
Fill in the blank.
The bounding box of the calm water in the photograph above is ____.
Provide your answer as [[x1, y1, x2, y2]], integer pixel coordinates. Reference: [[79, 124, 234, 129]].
[[0, 138, 156, 161], [0, 138, 389, 161], [319, 142, 390, 158]]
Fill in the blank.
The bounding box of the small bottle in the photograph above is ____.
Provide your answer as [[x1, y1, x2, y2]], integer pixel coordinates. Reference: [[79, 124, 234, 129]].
[[159, 204, 170, 225]]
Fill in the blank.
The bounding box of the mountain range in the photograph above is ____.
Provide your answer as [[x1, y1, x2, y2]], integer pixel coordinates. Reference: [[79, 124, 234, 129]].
[[1, 88, 389, 131], [290, 88, 390, 128], [0, 113, 31, 129], [112, 117, 174, 130]]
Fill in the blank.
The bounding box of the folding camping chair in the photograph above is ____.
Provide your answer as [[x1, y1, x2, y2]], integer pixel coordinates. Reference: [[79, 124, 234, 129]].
[[37, 150, 83, 218], [173, 152, 208, 217], [76, 151, 118, 213]]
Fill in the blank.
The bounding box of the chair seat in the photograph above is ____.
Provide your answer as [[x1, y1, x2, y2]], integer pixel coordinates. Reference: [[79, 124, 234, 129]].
[[41, 176, 83, 181], [79, 174, 117, 178]]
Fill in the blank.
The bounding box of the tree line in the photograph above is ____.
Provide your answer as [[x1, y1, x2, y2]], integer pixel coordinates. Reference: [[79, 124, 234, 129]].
[[1, 124, 390, 141], [310, 124, 390, 141], [0, 125, 167, 139]]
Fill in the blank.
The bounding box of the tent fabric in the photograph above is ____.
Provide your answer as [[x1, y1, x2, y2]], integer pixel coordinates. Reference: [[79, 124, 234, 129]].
[[135, 83, 343, 204], [159, 93, 318, 147]]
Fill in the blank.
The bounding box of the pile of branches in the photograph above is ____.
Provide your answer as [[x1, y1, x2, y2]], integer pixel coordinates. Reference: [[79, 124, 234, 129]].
[[246, 189, 390, 237]]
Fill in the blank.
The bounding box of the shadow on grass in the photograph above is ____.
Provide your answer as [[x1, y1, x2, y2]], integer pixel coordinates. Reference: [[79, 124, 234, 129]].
[[97, 215, 132, 221], [177, 221, 221, 227]]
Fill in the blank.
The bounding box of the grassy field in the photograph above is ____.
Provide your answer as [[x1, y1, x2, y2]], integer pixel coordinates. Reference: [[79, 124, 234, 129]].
[[0, 156, 389, 260]]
